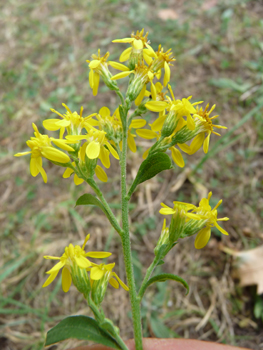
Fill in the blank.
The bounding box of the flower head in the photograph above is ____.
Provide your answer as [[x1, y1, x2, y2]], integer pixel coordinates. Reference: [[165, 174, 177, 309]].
[[66, 128, 119, 168], [87, 50, 128, 95], [112, 29, 155, 68], [193, 192, 229, 249], [43, 104, 96, 138], [150, 45, 176, 87], [42, 235, 111, 292], [90, 262, 129, 290], [14, 123, 74, 183], [146, 85, 202, 132]]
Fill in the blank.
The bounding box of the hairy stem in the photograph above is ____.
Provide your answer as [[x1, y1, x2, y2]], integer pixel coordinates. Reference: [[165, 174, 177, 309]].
[[120, 100, 143, 350], [138, 256, 159, 300]]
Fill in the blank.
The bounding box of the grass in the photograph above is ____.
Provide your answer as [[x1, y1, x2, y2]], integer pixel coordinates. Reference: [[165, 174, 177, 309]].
[[1, 0, 263, 349]]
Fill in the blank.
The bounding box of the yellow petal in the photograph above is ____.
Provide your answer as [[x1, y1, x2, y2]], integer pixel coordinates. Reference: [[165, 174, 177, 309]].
[[105, 142, 119, 159], [203, 134, 210, 154], [14, 151, 31, 157], [143, 51, 153, 65], [187, 115, 195, 131], [63, 167, 74, 178], [43, 119, 62, 131], [145, 101, 167, 112], [163, 61, 170, 87], [151, 114, 166, 132], [90, 267, 104, 280], [42, 147, 70, 163], [86, 251, 112, 258], [130, 119, 147, 129], [194, 227, 211, 249], [171, 147, 184, 168], [151, 82, 157, 101], [135, 84, 146, 106], [93, 72, 100, 96], [95, 165, 108, 182], [136, 129, 157, 139], [42, 271, 59, 288], [89, 69, 94, 88], [30, 157, 40, 177], [86, 141, 100, 159], [99, 146, 110, 168], [178, 143, 192, 154], [127, 133, 136, 153], [214, 222, 229, 236], [37, 162, 47, 183], [112, 38, 133, 43], [159, 208, 175, 215], [111, 71, 133, 80], [119, 47, 132, 62], [62, 266, 72, 292], [74, 174, 84, 185], [109, 277, 119, 289], [143, 148, 149, 159], [133, 38, 143, 50], [99, 106, 110, 118], [89, 60, 101, 69], [112, 272, 129, 291], [51, 139, 75, 152], [190, 134, 205, 154], [75, 255, 91, 268], [46, 261, 65, 274], [108, 61, 129, 71]]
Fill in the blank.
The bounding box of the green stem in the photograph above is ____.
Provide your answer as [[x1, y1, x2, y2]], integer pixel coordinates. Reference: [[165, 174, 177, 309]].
[[117, 90, 125, 105], [138, 256, 159, 300], [74, 162, 123, 236], [86, 294, 129, 350], [120, 100, 143, 350], [87, 178, 123, 237]]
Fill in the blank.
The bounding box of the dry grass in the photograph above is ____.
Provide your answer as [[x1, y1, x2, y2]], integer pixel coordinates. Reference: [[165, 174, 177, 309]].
[[1, 0, 263, 349]]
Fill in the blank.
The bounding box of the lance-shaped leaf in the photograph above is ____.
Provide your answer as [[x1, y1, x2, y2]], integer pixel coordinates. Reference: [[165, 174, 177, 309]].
[[76, 194, 121, 234], [139, 273, 189, 299], [45, 316, 121, 349], [128, 153, 173, 197]]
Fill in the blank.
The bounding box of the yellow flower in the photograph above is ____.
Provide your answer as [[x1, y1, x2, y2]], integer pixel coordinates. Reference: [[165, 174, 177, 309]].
[[43, 104, 96, 138], [136, 121, 187, 168], [87, 50, 129, 96], [66, 128, 119, 168], [150, 45, 176, 87], [159, 201, 198, 219], [193, 192, 229, 249], [42, 235, 112, 292], [180, 104, 227, 155], [112, 61, 155, 102], [90, 263, 129, 291], [146, 85, 202, 131], [14, 123, 74, 183], [112, 28, 155, 66]]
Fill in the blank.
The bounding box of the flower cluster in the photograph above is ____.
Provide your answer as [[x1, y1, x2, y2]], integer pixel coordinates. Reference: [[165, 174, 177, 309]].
[[159, 192, 229, 249], [43, 235, 128, 302], [15, 29, 227, 185]]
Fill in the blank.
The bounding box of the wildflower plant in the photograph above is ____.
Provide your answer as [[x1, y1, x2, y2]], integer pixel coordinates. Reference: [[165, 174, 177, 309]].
[[15, 29, 229, 350]]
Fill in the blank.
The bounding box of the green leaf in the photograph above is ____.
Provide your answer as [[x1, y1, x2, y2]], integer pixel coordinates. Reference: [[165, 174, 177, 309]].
[[45, 316, 121, 349], [140, 273, 189, 299], [76, 194, 120, 233], [128, 153, 172, 197]]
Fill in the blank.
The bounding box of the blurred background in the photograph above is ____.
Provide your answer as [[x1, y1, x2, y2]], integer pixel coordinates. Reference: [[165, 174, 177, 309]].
[[1, 0, 263, 349]]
